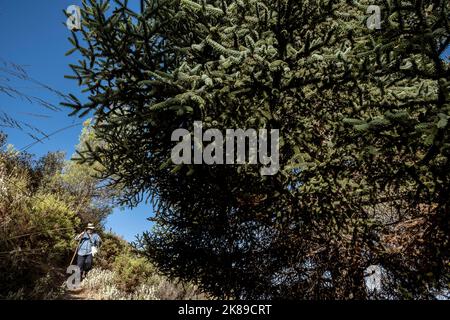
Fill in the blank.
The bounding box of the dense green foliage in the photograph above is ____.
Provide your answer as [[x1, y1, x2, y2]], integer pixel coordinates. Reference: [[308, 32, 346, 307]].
[[0, 129, 204, 299], [66, 0, 449, 299], [0, 127, 114, 298]]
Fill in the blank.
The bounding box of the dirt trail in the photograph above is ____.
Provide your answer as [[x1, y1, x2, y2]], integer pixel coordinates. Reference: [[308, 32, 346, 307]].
[[63, 287, 96, 300]]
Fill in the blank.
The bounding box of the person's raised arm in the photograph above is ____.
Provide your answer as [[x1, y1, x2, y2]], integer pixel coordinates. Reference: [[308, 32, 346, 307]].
[[75, 231, 85, 240]]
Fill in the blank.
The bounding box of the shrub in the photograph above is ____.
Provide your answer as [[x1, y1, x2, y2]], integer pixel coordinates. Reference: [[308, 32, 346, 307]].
[[95, 232, 129, 270], [79, 267, 207, 300], [112, 253, 155, 293]]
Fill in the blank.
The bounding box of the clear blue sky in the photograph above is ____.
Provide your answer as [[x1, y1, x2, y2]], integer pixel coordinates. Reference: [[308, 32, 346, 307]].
[[0, 0, 153, 242]]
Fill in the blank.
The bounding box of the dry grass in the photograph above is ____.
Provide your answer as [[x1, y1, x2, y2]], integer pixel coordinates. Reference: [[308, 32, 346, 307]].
[[65, 268, 208, 300]]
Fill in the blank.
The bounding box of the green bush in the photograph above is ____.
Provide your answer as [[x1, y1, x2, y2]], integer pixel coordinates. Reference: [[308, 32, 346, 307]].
[[95, 233, 130, 270], [112, 253, 155, 293]]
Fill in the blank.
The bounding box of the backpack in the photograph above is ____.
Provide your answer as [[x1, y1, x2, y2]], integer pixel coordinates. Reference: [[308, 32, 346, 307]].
[[87, 233, 99, 256]]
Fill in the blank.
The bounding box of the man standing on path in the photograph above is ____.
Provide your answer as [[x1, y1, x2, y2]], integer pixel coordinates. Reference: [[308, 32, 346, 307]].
[[75, 223, 101, 279]]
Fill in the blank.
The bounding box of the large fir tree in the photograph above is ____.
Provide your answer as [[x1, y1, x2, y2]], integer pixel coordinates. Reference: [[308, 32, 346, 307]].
[[65, 0, 449, 299]]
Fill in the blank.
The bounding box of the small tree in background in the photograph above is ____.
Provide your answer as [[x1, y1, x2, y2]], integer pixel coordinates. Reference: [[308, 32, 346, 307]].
[[65, 0, 449, 299]]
